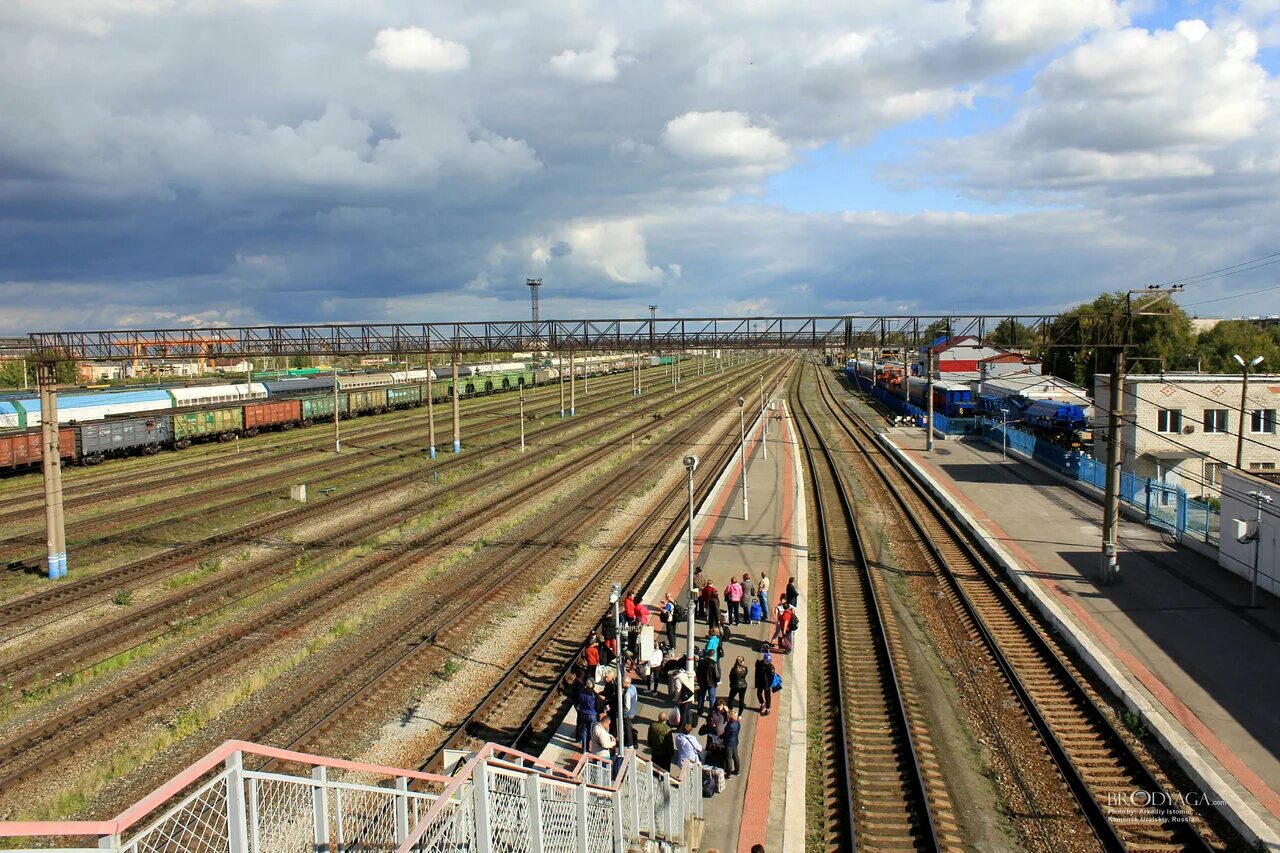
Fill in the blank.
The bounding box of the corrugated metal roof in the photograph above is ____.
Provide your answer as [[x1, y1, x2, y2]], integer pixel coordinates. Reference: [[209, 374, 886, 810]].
[[9, 389, 173, 412]]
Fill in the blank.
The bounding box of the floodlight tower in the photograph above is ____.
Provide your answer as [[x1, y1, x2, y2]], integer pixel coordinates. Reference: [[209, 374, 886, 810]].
[[527, 278, 543, 326]]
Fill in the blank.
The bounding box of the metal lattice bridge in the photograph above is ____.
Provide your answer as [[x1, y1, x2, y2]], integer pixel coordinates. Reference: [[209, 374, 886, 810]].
[[20, 313, 1125, 362]]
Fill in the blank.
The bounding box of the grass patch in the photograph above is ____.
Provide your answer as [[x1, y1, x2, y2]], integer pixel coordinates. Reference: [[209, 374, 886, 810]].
[[1121, 710, 1148, 740], [163, 557, 223, 591], [110, 589, 134, 607]]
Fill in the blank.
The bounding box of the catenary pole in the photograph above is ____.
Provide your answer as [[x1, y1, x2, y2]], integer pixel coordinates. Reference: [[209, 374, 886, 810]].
[[738, 398, 749, 522], [451, 355, 461, 453], [684, 455, 698, 676], [1100, 348, 1125, 585], [925, 347, 935, 452], [333, 366, 340, 454], [426, 355, 436, 459], [570, 349, 576, 416], [519, 383, 526, 452]]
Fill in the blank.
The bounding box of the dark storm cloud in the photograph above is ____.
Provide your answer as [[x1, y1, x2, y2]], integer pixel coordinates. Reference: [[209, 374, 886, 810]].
[[0, 0, 1278, 333]]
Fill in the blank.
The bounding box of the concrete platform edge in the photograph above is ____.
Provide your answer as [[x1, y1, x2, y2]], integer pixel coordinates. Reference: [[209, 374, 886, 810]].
[[779, 399, 810, 853], [881, 433, 1280, 852]]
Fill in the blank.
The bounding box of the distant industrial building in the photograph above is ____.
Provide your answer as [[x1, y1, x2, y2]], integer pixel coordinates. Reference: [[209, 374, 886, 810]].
[[1094, 372, 1280, 498]]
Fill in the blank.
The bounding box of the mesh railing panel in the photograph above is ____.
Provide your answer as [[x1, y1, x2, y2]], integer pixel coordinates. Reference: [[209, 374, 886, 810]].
[[334, 784, 401, 851], [619, 768, 634, 842], [584, 761, 612, 788], [409, 794, 468, 853], [249, 777, 315, 852], [122, 772, 231, 853], [585, 791, 613, 853], [639, 768, 655, 836], [486, 769, 532, 853], [538, 780, 579, 853]]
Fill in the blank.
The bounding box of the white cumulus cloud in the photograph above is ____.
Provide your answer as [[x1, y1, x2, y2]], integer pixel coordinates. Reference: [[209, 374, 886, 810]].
[[368, 27, 469, 73], [662, 111, 790, 167], [547, 31, 627, 83]]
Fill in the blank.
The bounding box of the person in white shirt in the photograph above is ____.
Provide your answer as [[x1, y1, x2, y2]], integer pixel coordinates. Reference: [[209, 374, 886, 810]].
[[591, 715, 617, 760], [757, 573, 770, 623]]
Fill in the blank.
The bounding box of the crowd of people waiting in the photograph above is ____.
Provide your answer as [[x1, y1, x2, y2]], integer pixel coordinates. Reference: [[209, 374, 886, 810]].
[[565, 567, 803, 800]]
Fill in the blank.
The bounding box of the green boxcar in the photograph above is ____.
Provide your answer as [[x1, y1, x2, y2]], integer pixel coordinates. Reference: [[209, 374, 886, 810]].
[[387, 385, 422, 408], [172, 407, 243, 441], [346, 388, 388, 415], [299, 393, 348, 421]]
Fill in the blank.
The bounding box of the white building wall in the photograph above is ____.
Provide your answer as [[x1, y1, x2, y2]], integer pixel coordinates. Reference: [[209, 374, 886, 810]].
[[1219, 469, 1279, 599], [1094, 373, 1280, 496]]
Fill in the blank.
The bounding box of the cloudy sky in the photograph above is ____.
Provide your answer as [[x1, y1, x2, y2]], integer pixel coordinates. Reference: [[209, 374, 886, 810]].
[[2, 0, 1279, 333]]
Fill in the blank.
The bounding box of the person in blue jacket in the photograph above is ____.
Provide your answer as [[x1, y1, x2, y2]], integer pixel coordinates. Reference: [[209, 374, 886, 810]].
[[723, 710, 742, 777]]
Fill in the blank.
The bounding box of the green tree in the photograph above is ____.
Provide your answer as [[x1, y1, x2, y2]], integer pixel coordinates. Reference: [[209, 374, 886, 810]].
[[0, 355, 76, 391], [1043, 291, 1195, 386], [1194, 320, 1280, 374], [990, 318, 1035, 349]]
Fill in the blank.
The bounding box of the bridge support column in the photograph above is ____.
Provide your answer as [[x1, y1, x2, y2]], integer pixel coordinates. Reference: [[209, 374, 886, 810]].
[[569, 349, 576, 416], [38, 362, 66, 580]]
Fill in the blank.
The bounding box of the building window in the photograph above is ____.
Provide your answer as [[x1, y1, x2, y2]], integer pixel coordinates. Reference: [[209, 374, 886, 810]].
[[1251, 461, 1277, 470], [1252, 409, 1277, 434], [1157, 409, 1183, 433], [1203, 409, 1230, 433], [1205, 462, 1224, 488]]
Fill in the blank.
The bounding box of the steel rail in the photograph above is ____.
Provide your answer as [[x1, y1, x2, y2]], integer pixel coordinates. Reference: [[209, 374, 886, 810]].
[[794, 368, 940, 851], [815, 363, 1215, 852]]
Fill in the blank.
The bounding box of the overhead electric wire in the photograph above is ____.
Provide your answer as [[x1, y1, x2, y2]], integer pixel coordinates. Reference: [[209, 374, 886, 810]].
[[1180, 283, 1280, 308], [1152, 251, 1280, 289]]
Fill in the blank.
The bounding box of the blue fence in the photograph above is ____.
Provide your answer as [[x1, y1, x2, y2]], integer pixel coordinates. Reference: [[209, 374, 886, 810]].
[[975, 418, 1218, 545]]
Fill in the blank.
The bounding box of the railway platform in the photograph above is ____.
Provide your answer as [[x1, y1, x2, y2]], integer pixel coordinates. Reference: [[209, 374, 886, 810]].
[[542, 398, 810, 853], [885, 427, 1280, 848]]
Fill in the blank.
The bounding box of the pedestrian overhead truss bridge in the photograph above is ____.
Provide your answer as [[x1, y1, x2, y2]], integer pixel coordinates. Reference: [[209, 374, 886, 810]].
[[27, 313, 1129, 361]]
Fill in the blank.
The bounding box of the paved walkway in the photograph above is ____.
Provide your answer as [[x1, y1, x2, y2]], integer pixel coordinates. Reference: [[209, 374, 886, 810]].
[[887, 428, 1280, 847], [542, 402, 809, 853]]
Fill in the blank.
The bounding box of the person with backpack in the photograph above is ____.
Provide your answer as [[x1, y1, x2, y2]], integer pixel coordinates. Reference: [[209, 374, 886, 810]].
[[648, 711, 675, 772], [754, 646, 776, 716], [728, 655, 749, 715], [724, 710, 742, 777], [785, 603, 801, 653], [695, 649, 721, 717], [674, 721, 703, 778], [672, 665, 696, 727], [575, 678, 600, 754], [725, 576, 743, 626], [772, 603, 795, 653], [661, 593, 679, 648]]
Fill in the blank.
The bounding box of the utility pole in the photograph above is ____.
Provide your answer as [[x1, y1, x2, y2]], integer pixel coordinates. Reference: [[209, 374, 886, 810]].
[[426, 354, 436, 459], [332, 366, 341, 453], [519, 383, 526, 452], [38, 361, 66, 579], [569, 349, 576, 416], [682, 455, 699, 676], [451, 355, 461, 453], [559, 350, 565, 417], [1100, 284, 1183, 585], [925, 347, 935, 452], [1234, 353, 1265, 468], [759, 374, 767, 460], [738, 397, 749, 521], [1100, 347, 1125, 585]]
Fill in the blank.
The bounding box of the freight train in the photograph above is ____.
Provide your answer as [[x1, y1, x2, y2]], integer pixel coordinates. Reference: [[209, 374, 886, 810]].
[[845, 360, 974, 416], [0, 358, 644, 471]]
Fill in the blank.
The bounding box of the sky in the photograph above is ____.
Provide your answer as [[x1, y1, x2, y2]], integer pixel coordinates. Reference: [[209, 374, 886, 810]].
[[2, 0, 1280, 334]]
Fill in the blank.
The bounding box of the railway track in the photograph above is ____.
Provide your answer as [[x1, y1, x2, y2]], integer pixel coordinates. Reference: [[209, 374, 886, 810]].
[[0, 372, 684, 631], [0, 362, 773, 794], [0, 370, 652, 544], [0, 367, 660, 519], [792, 369, 957, 852], [420, 367, 792, 765], [813, 362, 1220, 852]]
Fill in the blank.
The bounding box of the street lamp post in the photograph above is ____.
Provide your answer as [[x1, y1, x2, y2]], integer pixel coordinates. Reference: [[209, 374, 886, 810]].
[[759, 375, 767, 460], [519, 384, 526, 452], [737, 397, 749, 521], [682, 454, 699, 676], [1233, 354, 1265, 469], [609, 582, 628, 755], [1002, 409, 1009, 461]]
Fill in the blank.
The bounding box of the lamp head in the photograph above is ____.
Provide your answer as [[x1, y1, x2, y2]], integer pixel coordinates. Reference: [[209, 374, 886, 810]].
[[737, 396, 744, 407], [609, 582, 621, 604], [1233, 353, 1246, 367], [1252, 355, 1265, 367], [683, 454, 699, 472]]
